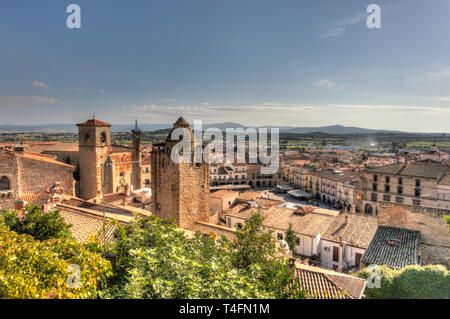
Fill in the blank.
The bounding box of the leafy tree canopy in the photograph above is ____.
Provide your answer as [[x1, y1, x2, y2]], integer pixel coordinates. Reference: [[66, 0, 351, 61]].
[[102, 213, 307, 299], [356, 264, 450, 299], [1, 204, 72, 241], [0, 222, 112, 299]]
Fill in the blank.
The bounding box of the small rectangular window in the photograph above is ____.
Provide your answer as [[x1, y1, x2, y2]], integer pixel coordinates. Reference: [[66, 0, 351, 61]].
[[332, 246, 339, 262]]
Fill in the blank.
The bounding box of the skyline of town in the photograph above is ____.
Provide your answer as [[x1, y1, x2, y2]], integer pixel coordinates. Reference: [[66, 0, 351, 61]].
[[0, 1, 449, 302]]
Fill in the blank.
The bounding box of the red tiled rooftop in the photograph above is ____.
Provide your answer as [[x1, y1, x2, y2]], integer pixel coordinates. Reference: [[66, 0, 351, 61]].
[[76, 118, 111, 127]]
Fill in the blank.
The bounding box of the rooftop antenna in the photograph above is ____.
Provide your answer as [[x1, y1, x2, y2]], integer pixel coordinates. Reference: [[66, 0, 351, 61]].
[[92, 111, 96, 120]]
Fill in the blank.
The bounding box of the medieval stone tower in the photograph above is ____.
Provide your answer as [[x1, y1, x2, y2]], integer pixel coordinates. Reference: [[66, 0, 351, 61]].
[[77, 118, 112, 200], [131, 119, 142, 190], [151, 117, 210, 230]]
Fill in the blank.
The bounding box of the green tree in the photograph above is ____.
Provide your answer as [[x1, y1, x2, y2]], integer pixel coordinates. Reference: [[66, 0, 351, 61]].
[[102, 214, 307, 299], [1, 204, 72, 241], [356, 265, 450, 299], [230, 212, 276, 268], [284, 223, 297, 255], [229, 212, 306, 298], [0, 222, 111, 299]]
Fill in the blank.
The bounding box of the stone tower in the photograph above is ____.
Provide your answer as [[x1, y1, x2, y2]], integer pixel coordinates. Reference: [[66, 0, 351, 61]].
[[131, 119, 142, 190], [151, 117, 210, 230], [77, 117, 112, 200]]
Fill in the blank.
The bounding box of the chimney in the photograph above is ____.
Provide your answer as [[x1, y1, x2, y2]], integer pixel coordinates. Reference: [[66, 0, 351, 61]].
[[13, 145, 25, 154], [43, 199, 54, 213], [14, 200, 26, 211]]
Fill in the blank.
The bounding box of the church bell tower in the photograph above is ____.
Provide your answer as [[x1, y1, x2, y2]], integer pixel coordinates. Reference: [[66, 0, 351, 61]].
[[76, 117, 112, 200], [131, 119, 142, 190]]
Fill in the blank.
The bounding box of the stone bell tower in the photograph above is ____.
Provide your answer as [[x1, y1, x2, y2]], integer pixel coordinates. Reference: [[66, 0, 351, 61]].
[[151, 117, 210, 230], [131, 119, 143, 190], [77, 117, 112, 200]]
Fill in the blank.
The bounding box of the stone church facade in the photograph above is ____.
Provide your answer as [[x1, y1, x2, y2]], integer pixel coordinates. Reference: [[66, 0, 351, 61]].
[[76, 118, 143, 200], [44, 118, 143, 200]]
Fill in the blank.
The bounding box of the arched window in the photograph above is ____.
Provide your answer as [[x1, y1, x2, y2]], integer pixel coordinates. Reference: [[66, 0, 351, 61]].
[[0, 176, 10, 191], [85, 134, 90, 143], [364, 203, 373, 215]]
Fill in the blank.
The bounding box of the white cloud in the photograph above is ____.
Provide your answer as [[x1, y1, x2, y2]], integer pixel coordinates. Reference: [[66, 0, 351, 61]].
[[321, 13, 365, 40], [66, 87, 85, 92], [32, 80, 50, 89], [314, 79, 349, 90], [0, 95, 58, 107], [428, 67, 450, 78], [330, 103, 450, 113]]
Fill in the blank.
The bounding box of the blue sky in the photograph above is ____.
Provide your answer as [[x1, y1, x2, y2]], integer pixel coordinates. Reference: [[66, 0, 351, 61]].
[[1, 0, 450, 132]]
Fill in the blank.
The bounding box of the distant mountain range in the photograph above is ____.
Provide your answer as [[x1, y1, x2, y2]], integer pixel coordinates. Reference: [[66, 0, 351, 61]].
[[0, 123, 438, 134]]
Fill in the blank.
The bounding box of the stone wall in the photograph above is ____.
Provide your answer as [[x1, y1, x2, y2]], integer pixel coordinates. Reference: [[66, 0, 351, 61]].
[[151, 149, 181, 225], [152, 145, 210, 230], [210, 191, 239, 213], [108, 152, 133, 193], [179, 161, 210, 229], [19, 157, 75, 196], [0, 156, 19, 209], [43, 150, 80, 169]]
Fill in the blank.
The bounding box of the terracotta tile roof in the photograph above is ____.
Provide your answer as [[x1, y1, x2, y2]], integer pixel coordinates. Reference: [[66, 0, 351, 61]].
[[369, 163, 449, 179], [192, 221, 236, 240], [226, 206, 377, 248], [62, 198, 133, 216], [0, 149, 75, 169], [142, 155, 151, 165], [19, 192, 51, 206], [294, 264, 366, 299], [57, 206, 117, 244], [321, 213, 378, 248], [210, 189, 239, 199], [237, 191, 260, 201], [361, 226, 420, 269], [76, 118, 111, 127]]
